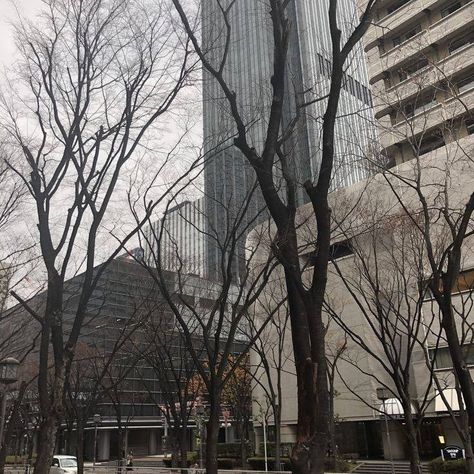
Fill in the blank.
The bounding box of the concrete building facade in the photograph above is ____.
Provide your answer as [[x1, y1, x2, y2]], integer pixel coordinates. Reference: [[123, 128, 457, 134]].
[[250, 0, 474, 456], [361, 0, 474, 164], [250, 149, 474, 461]]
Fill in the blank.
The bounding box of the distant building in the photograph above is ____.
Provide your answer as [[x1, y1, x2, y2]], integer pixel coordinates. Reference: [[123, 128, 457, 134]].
[[144, 198, 206, 277], [3, 256, 245, 460]]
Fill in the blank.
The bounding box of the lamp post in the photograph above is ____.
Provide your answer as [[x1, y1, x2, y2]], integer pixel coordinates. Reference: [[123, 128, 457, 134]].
[[260, 406, 268, 473], [0, 357, 20, 448], [24, 422, 34, 474], [93, 414, 101, 471], [376, 388, 395, 474]]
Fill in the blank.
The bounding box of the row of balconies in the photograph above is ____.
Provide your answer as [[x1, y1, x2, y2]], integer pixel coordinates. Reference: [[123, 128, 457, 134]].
[[371, 41, 474, 117], [365, 0, 439, 49], [378, 84, 474, 150], [366, 1, 474, 82]]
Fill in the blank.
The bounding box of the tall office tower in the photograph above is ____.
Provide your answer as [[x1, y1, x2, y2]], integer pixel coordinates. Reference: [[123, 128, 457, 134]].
[[361, 0, 474, 164], [202, 0, 377, 278], [144, 198, 206, 276]]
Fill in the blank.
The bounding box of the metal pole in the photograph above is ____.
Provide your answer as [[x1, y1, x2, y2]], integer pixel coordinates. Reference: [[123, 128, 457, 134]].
[[0, 387, 7, 448], [93, 423, 98, 471], [199, 421, 203, 470], [24, 433, 30, 474], [262, 412, 268, 473], [383, 406, 395, 474]]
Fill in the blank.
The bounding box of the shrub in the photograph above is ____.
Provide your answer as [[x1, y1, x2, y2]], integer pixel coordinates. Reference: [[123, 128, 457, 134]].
[[5, 455, 36, 464], [217, 442, 251, 458], [163, 452, 198, 467], [247, 457, 291, 470], [429, 457, 467, 473], [247, 455, 351, 472], [258, 442, 294, 457], [217, 458, 238, 469], [325, 457, 352, 473]]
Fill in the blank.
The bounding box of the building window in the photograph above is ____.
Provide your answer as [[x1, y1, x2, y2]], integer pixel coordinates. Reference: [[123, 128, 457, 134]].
[[397, 57, 429, 82], [424, 268, 474, 297], [417, 130, 445, 155], [429, 344, 474, 370], [456, 73, 474, 94], [387, 0, 412, 15], [302, 239, 354, 268], [465, 117, 474, 135], [392, 24, 422, 48], [441, 1, 462, 18], [448, 31, 474, 54], [404, 93, 437, 118]]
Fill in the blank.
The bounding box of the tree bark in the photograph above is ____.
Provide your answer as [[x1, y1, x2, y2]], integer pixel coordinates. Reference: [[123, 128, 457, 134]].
[[76, 422, 85, 474], [34, 413, 60, 474], [205, 397, 221, 474], [440, 302, 474, 432], [274, 403, 281, 470], [402, 410, 422, 474], [179, 425, 188, 469]]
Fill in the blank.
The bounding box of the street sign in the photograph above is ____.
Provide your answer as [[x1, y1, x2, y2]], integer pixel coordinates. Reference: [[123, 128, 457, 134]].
[[441, 445, 465, 460]]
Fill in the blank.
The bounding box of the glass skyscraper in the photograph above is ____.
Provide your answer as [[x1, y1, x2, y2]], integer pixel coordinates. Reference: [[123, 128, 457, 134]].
[[202, 0, 377, 278]]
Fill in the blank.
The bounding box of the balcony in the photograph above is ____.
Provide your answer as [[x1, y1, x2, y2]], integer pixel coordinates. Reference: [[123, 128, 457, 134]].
[[367, 2, 474, 82], [365, 0, 438, 50], [379, 85, 474, 150], [372, 42, 474, 117]]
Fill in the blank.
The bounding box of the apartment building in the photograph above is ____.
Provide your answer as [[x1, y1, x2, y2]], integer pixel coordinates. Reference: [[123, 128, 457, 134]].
[[250, 2, 474, 460], [361, 0, 474, 164], [250, 152, 474, 461]]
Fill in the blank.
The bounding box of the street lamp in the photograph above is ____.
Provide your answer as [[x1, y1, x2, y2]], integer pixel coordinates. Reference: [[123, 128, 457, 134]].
[[0, 357, 20, 448], [93, 414, 101, 470], [376, 388, 395, 474], [24, 422, 34, 474], [259, 406, 268, 473]]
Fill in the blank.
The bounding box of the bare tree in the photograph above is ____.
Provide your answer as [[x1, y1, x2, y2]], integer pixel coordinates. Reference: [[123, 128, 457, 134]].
[[0, 0, 195, 472], [325, 212, 438, 474], [138, 308, 203, 468], [132, 185, 279, 474], [168, 1, 380, 472], [366, 10, 474, 441], [248, 284, 291, 471]]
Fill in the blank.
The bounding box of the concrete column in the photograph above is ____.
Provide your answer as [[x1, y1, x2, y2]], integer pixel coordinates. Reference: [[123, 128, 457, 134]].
[[225, 425, 235, 443], [98, 430, 111, 462], [148, 429, 158, 455], [254, 427, 263, 455]]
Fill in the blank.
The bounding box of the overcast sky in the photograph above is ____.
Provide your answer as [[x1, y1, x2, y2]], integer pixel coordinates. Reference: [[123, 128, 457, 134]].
[[0, 0, 41, 67]]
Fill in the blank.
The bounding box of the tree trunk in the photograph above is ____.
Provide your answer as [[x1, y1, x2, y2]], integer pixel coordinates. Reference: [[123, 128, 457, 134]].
[[76, 422, 85, 474], [238, 420, 248, 469], [171, 429, 180, 468], [0, 443, 6, 474], [274, 404, 281, 471], [205, 401, 221, 474], [464, 438, 474, 474], [441, 303, 474, 431], [179, 425, 188, 469], [403, 414, 422, 474], [33, 414, 59, 474]]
